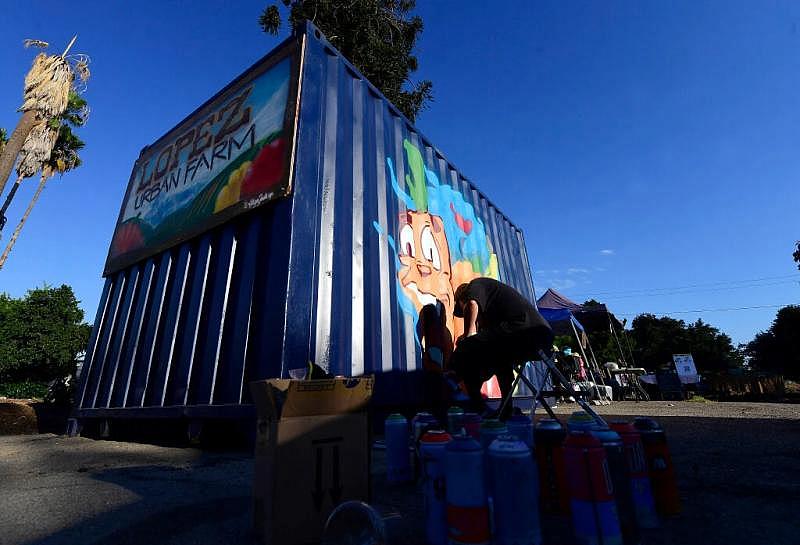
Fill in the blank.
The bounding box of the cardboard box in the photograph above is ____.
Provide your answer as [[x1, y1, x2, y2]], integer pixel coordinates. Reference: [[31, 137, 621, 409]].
[[250, 377, 373, 545]]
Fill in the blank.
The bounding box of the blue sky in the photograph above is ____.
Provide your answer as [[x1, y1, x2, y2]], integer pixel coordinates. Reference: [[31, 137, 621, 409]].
[[1, 1, 797, 344]]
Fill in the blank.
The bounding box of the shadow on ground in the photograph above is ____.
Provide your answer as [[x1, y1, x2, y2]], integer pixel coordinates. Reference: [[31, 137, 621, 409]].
[[2, 412, 799, 545]]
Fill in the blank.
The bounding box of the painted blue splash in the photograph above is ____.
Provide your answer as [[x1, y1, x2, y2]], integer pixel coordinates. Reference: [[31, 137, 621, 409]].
[[387, 159, 493, 275], [372, 221, 422, 349], [424, 168, 493, 275], [386, 158, 416, 210]]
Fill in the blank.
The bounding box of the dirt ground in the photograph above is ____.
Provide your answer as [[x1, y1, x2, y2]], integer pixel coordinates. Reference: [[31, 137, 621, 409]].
[[1, 401, 798, 545]]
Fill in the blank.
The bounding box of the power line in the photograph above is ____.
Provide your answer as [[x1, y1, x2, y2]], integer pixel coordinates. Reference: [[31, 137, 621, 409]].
[[562, 274, 800, 299], [592, 279, 799, 300], [615, 303, 794, 317]]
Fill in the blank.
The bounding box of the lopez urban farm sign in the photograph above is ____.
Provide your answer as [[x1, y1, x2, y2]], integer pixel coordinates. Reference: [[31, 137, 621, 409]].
[[105, 43, 299, 274]]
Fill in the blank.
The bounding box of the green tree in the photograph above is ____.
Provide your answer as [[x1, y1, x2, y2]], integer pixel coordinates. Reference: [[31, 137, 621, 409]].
[[0, 128, 7, 155], [0, 38, 89, 199], [0, 284, 91, 385], [0, 122, 85, 269], [578, 299, 633, 365], [0, 91, 88, 231], [260, 0, 432, 121], [745, 305, 800, 379], [630, 314, 742, 373]]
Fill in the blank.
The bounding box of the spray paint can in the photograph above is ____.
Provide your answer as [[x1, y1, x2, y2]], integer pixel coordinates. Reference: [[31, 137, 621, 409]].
[[413, 412, 440, 480], [385, 413, 411, 484], [420, 430, 453, 545], [462, 412, 482, 440], [447, 407, 465, 435], [567, 410, 597, 432], [488, 435, 542, 545], [535, 419, 570, 515], [564, 430, 622, 545], [445, 435, 490, 545], [479, 419, 508, 499], [506, 414, 534, 448], [413, 412, 440, 446], [633, 417, 681, 516], [592, 426, 640, 545], [610, 421, 659, 529]]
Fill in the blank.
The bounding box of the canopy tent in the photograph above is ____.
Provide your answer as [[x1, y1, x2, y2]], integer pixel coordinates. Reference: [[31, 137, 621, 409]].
[[537, 288, 624, 333], [537, 288, 624, 401], [537, 287, 635, 369]]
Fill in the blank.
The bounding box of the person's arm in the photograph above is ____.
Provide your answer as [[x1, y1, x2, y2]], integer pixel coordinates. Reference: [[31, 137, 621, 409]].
[[463, 299, 480, 337]]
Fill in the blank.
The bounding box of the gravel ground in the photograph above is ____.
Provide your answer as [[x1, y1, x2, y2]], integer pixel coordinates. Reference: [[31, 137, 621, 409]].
[[1, 401, 799, 545], [549, 399, 800, 420]]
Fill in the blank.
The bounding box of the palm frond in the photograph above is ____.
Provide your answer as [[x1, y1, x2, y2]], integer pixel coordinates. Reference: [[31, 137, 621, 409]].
[[16, 122, 58, 178], [20, 53, 74, 118], [23, 39, 49, 49]]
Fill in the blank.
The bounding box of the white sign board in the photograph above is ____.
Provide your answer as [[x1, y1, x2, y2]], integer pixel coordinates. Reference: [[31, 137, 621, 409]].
[[673, 354, 699, 384]]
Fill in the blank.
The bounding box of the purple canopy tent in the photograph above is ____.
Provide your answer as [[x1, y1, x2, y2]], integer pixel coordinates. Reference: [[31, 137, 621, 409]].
[[536, 288, 622, 399]]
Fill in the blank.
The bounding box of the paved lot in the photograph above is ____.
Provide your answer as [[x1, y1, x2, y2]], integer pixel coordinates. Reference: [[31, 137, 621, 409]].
[[1, 401, 799, 545]]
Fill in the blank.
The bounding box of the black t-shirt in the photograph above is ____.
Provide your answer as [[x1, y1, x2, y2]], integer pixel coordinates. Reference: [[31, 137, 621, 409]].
[[457, 278, 550, 333]]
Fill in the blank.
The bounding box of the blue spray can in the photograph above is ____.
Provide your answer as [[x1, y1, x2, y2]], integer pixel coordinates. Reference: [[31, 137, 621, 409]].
[[592, 426, 640, 545], [611, 421, 659, 529], [564, 430, 623, 545], [567, 410, 597, 432], [445, 435, 490, 545], [506, 414, 534, 448], [447, 406, 465, 435], [479, 419, 507, 499], [488, 435, 542, 545], [420, 430, 452, 545], [385, 413, 411, 483], [413, 412, 440, 480]]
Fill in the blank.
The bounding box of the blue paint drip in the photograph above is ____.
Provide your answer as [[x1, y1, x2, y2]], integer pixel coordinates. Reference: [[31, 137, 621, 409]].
[[372, 221, 422, 349], [387, 158, 418, 211], [424, 168, 492, 274]]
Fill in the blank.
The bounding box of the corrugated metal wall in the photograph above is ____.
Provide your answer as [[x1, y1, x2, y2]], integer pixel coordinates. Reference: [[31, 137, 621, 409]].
[[76, 200, 293, 414], [280, 27, 537, 381], [75, 24, 537, 416]]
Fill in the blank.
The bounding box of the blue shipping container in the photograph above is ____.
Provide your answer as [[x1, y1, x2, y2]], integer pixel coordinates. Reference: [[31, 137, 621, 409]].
[[75, 23, 538, 419]]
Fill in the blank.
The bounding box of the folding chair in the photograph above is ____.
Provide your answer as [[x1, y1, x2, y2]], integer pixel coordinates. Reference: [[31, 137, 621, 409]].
[[497, 350, 607, 427]]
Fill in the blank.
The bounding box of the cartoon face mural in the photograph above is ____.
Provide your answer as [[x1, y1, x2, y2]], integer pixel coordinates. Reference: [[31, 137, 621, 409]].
[[376, 138, 500, 369], [397, 211, 455, 330]]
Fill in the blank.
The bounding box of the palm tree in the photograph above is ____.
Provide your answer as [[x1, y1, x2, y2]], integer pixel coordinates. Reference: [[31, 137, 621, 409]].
[[0, 92, 87, 231], [0, 37, 88, 199], [0, 128, 7, 155], [0, 124, 84, 269]]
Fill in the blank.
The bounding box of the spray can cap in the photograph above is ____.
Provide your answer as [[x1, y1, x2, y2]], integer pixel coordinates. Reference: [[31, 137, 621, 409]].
[[610, 420, 638, 435], [633, 417, 662, 432], [488, 435, 530, 455], [535, 418, 563, 430], [446, 434, 482, 452], [480, 419, 507, 431], [565, 429, 603, 448], [421, 430, 452, 443], [462, 412, 482, 423]]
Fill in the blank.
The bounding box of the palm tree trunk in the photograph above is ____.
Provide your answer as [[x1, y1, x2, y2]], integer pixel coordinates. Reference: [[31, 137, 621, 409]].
[[0, 110, 40, 198], [0, 175, 25, 230], [0, 172, 48, 270]]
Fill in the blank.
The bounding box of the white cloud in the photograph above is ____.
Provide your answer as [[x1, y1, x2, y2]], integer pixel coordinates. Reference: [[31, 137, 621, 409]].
[[550, 278, 577, 290], [567, 267, 589, 275], [600, 249, 615, 256]]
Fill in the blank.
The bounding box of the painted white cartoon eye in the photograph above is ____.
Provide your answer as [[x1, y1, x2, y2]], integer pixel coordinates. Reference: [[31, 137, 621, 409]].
[[399, 224, 415, 257], [420, 226, 441, 270]]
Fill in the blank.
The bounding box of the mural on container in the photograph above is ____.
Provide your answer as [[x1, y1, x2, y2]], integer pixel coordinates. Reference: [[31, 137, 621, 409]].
[[374, 139, 499, 370], [106, 56, 294, 274]]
